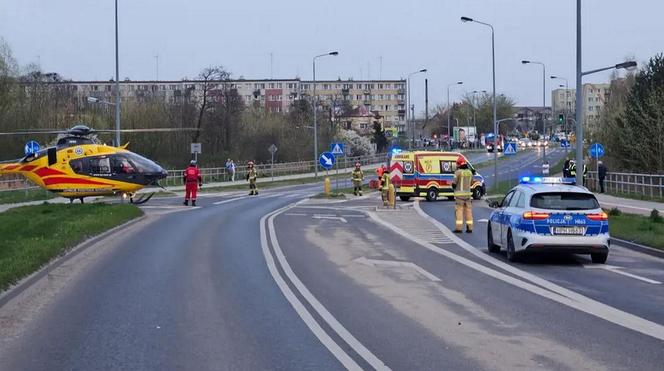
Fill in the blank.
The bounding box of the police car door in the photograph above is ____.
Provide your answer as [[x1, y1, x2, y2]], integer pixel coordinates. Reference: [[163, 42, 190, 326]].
[[492, 190, 515, 246], [502, 191, 524, 246]]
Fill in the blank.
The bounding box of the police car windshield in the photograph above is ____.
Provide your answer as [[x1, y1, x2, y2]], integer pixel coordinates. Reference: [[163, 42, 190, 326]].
[[530, 192, 599, 210]]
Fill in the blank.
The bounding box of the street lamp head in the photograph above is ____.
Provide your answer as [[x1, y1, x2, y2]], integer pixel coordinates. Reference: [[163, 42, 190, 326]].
[[550, 75, 557, 79], [329, 51, 339, 56], [521, 60, 530, 64], [457, 81, 463, 85], [615, 61, 637, 69], [559, 84, 565, 88], [420, 69, 427, 73], [460, 16, 473, 22]]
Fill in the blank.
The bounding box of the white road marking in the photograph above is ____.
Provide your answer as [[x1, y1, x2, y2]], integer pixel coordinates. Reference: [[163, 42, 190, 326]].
[[599, 201, 663, 213], [284, 213, 308, 216], [408, 201, 664, 341], [585, 265, 662, 285], [262, 203, 390, 370], [213, 196, 250, 205], [313, 215, 348, 223], [353, 257, 441, 282], [478, 218, 489, 223], [342, 214, 365, 218]]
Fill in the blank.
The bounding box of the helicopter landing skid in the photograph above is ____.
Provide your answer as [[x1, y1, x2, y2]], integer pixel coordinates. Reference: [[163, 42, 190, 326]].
[[129, 192, 155, 205]]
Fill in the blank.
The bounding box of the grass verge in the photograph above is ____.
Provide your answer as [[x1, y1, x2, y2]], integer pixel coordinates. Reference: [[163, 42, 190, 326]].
[[608, 212, 664, 250], [0, 188, 55, 205], [0, 203, 143, 291]]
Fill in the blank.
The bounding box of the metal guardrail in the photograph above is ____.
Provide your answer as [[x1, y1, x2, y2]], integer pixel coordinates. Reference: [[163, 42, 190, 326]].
[[586, 171, 664, 198], [162, 153, 387, 187]]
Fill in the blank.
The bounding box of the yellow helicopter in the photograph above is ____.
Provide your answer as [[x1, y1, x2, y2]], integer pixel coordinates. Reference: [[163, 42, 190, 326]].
[[0, 124, 186, 204]]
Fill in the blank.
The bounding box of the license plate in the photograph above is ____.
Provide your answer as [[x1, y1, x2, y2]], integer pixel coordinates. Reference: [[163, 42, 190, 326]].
[[552, 226, 585, 235]]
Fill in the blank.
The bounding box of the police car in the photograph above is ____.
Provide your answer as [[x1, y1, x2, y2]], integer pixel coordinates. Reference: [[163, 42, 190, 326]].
[[487, 177, 609, 263]]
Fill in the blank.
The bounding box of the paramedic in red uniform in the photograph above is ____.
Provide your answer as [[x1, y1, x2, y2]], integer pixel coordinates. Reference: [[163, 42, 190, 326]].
[[183, 160, 202, 206]]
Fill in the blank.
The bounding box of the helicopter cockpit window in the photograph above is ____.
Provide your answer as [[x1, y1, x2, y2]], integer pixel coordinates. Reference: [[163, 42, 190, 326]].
[[124, 153, 162, 173], [111, 155, 136, 174], [89, 156, 111, 174], [69, 159, 86, 174]]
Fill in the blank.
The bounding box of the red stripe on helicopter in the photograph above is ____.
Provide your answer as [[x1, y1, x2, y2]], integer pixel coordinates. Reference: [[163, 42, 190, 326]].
[[34, 167, 67, 177], [2, 164, 20, 171], [19, 165, 37, 171], [43, 177, 110, 186]]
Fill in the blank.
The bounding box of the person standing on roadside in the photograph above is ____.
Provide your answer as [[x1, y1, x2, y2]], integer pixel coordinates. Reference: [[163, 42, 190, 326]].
[[598, 161, 607, 193], [563, 157, 571, 178]]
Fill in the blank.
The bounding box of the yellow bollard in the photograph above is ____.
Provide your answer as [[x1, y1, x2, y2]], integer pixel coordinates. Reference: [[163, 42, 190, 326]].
[[324, 177, 331, 195], [388, 183, 396, 208]]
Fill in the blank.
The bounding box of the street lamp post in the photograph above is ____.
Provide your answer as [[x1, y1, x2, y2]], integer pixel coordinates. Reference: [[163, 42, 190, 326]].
[[114, 0, 121, 146], [550, 75, 569, 133], [461, 16, 497, 189], [407, 69, 427, 149], [575, 0, 637, 186], [446, 81, 463, 149], [312, 51, 339, 178], [522, 60, 547, 161]]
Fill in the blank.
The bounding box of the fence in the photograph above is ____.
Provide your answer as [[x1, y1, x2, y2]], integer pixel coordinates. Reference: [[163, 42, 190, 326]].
[[162, 153, 387, 187], [587, 171, 664, 199]]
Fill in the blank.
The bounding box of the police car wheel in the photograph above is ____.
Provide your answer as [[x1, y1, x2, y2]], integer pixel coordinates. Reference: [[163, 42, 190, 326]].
[[506, 230, 519, 262], [487, 223, 500, 253], [425, 188, 438, 202], [591, 252, 608, 264]]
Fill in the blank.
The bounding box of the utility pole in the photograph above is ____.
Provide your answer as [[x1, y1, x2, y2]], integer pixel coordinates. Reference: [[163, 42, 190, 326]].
[[114, 0, 121, 147]]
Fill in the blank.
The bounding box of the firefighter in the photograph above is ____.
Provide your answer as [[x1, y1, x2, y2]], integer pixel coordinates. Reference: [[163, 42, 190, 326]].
[[246, 161, 258, 195], [183, 160, 202, 206], [452, 157, 474, 233], [351, 162, 364, 196], [380, 167, 390, 206]]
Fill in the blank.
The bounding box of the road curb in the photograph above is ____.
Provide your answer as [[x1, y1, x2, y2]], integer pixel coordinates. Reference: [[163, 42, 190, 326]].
[[611, 237, 664, 259], [0, 213, 148, 308]]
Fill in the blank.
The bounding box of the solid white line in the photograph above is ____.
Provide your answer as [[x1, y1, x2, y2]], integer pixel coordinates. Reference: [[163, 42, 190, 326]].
[[410, 201, 664, 341], [341, 215, 365, 218], [585, 265, 662, 285], [267, 205, 390, 370], [599, 201, 663, 213], [284, 213, 308, 216], [259, 205, 363, 370]]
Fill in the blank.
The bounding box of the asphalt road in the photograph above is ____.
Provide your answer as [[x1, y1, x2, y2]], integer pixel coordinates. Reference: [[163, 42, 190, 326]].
[[0, 150, 662, 370]]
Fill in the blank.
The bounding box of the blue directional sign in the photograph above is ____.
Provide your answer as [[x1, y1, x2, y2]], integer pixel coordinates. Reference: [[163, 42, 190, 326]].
[[319, 151, 336, 170], [560, 139, 570, 148], [24, 140, 40, 156], [330, 142, 345, 156], [588, 143, 605, 158], [503, 142, 517, 155]]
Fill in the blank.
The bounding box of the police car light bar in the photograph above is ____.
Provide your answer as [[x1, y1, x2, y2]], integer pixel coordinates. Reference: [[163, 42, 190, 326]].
[[519, 177, 576, 185]]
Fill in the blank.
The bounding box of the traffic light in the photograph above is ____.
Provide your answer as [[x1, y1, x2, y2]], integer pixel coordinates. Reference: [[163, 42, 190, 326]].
[[558, 114, 564, 124]]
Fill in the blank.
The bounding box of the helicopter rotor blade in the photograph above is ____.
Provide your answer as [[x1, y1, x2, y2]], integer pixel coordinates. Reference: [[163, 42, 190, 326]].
[[0, 130, 69, 136], [92, 128, 199, 133]]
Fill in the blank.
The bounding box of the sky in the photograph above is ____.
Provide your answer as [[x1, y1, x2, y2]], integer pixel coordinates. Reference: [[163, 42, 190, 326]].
[[1, 0, 662, 116]]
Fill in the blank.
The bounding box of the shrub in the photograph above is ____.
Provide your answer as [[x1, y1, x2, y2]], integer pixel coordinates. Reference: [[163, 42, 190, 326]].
[[649, 209, 663, 223], [608, 207, 622, 216]]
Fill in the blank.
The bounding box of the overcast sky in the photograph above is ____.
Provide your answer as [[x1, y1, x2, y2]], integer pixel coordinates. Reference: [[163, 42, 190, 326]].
[[1, 0, 662, 114]]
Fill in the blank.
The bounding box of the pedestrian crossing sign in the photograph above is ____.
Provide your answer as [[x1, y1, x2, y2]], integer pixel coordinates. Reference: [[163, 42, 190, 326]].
[[330, 143, 345, 156], [504, 142, 517, 155]]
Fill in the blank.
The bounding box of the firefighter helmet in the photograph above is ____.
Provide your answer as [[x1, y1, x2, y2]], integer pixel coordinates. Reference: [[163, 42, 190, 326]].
[[456, 157, 467, 167]]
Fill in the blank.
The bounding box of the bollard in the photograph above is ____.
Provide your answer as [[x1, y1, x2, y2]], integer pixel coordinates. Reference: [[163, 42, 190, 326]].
[[388, 183, 396, 208], [324, 177, 331, 195]]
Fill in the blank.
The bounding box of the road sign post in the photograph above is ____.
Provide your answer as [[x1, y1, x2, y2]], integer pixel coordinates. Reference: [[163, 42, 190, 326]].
[[268, 144, 278, 181], [330, 143, 345, 191], [190, 143, 202, 162], [504, 142, 517, 156]]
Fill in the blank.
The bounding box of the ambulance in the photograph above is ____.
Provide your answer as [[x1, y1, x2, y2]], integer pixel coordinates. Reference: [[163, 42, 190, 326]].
[[389, 151, 486, 201]]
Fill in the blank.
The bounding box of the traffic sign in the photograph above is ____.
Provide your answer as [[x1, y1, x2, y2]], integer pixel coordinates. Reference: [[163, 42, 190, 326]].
[[330, 142, 345, 156], [24, 140, 40, 156], [319, 152, 335, 170], [560, 139, 570, 148], [588, 143, 605, 158], [268, 144, 278, 154], [190, 143, 202, 154], [504, 142, 517, 155]]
